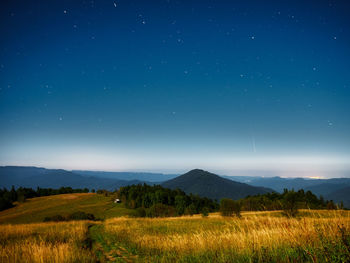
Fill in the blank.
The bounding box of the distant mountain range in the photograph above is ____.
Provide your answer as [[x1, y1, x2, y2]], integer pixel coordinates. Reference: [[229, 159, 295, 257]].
[[325, 186, 350, 208], [162, 169, 273, 201], [224, 175, 350, 193], [0, 166, 147, 190], [1, 166, 349, 207], [73, 170, 178, 182], [224, 175, 350, 207]]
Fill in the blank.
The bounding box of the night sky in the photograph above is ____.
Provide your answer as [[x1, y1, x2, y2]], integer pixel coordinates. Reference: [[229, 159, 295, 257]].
[[1, 0, 349, 177]]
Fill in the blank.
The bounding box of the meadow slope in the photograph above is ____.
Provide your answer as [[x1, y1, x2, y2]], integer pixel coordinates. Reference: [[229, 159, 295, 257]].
[[0, 193, 133, 224]]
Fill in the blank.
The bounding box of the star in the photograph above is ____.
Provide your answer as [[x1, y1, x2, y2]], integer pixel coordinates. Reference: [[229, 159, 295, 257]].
[[59, 117, 63, 121], [63, 10, 67, 14], [250, 36, 255, 40]]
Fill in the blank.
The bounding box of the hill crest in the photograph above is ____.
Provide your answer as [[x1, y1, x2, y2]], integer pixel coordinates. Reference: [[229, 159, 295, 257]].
[[162, 169, 273, 200]]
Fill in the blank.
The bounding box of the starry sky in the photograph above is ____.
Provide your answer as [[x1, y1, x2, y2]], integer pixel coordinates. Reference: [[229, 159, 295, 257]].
[[0, 0, 349, 177]]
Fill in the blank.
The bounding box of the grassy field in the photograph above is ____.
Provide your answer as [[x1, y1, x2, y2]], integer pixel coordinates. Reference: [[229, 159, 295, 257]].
[[0, 220, 97, 262], [0, 193, 133, 224], [99, 211, 350, 262], [0, 195, 349, 262]]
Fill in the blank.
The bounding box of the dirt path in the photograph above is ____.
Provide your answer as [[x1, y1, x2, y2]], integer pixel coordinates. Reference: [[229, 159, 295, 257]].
[[88, 224, 138, 263]]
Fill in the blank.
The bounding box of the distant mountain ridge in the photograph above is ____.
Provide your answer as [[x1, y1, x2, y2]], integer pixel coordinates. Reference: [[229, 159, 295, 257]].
[[0, 166, 148, 190], [162, 169, 273, 200], [73, 170, 178, 182], [223, 175, 350, 207], [223, 175, 350, 193], [325, 186, 350, 208]]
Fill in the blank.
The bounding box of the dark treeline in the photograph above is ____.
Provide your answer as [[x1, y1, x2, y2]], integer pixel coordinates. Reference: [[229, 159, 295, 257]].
[[118, 184, 218, 217], [219, 189, 340, 218], [118, 185, 340, 218], [0, 186, 90, 211], [240, 189, 340, 215]]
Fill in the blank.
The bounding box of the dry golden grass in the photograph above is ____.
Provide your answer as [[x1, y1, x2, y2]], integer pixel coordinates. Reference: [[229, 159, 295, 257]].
[[0, 210, 349, 262], [0, 221, 96, 263], [104, 210, 350, 261]]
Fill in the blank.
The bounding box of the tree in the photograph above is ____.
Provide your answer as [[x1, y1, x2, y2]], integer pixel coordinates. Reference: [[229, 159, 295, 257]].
[[326, 200, 337, 210], [220, 198, 241, 217], [201, 207, 209, 217], [185, 204, 196, 216], [10, 186, 17, 202], [175, 195, 187, 215], [17, 193, 26, 203], [282, 191, 299, 217]]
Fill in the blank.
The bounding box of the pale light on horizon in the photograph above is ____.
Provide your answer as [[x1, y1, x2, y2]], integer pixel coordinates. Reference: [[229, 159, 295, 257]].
[[1, 148, 349, 178]]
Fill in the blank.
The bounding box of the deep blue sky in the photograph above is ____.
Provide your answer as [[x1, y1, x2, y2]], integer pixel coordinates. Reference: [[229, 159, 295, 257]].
[[0, 0, 349, 177]]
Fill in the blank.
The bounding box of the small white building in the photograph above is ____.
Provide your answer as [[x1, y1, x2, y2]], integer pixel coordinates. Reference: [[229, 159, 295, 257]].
[[114, 198, 121, 203]]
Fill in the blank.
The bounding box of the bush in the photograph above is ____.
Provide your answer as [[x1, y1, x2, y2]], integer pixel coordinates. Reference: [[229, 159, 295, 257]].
[[0, 198, 14, 211], [146, 203, 177, 217], [43, 214, 66, 222], [17, 194, 26, 203], [184, 204, 196, 216], [135, 207, 146, 217], [201, 207, 209, 217], [67, 211, 95, 221], [43, 211, 95, 222], [326, 200, 337, 210], [220, 198, 241, 217]]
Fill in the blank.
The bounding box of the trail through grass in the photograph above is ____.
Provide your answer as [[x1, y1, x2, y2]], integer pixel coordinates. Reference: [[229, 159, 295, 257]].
[[89, 224, 138, 263]]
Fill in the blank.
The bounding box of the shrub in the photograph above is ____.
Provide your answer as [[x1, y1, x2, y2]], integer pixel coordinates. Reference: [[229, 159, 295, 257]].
[[185, 204, 196, 216], [146, 203, 177, 217], [220, 198, 241, 217], [201, 207, 209, 217], [0, 198, 14, 211], [43, 212, 95, 222], [17, 194, 26, 203], [43, 214, 66, 222], [326, 200, 337, 210], [67, 211, 95, 221], [135, 207, 146, 217]]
